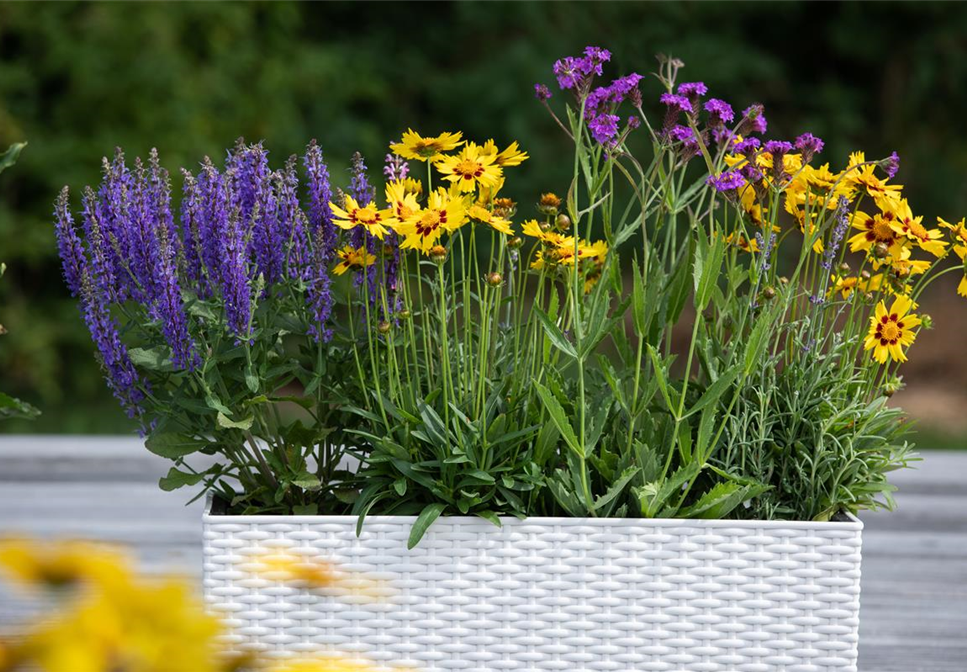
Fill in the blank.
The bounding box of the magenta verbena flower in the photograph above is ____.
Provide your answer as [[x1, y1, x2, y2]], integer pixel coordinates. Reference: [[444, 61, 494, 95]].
[[742, 104, 768, 134], [534, 83, 552, 102], [704, 98, 734, 127], [733, 137, 761, 156], [795, 133, 825, 164], [677, 81, 707, 105], [589, 114, 620, 144]]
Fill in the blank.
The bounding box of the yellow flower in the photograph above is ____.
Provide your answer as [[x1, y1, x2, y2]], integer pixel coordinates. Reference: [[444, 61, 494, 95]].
[[842, 151, 902, 210], [530, 236, 595, 270], [333, 245, 377, 276], [0, 539, 131, 590], [864, 294, 920, 364], [267, 656, 391, 672], [385, 179, 421, 221], [435, 142, 503, 193], [390, 129, 463, 162], [939, 217, 967, 297], [882, 199, 948, 258], [468, 204, 514, 236], [722, 232, 760, 253], [830, 273, 883, 299], [848, 210, 907, 261], [329, 196, 395, 240], [582, 240, 609, 293], [480, 139, 529, 167], [396, 188, 468, 253]]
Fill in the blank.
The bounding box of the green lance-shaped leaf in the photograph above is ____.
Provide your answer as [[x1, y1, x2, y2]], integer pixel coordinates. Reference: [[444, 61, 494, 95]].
[[646, 344, 678, 417], [693, 231, 726, 311], [534, 381, 582, 458], [145, 432, 206, 459], [0, 142, 26, 175], [665, 241, 694, 324], [408, 503, 447, 549], [632, 262, 647, 338], [159, 467, 205, 491], [678, 481, 768, 519], [682, 364, 741, 420], [534, 306, 578, 360]]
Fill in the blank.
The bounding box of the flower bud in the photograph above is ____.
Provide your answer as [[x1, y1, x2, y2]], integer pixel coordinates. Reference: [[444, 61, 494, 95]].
[[507, 236, 523, 249], [539, 220, 552, 233], [860, 270, 871, 280], [429, 245, 447, 263], [838, 262, 851, 274], [398, 308, 411, 320], [762, 286, 776, 300], [882, 375, 904, 398], [377, 320, 392, 335], [556, 214, 571, 231], [921, 314, 933, 330], [873, 242, 890, 259], [486, 272, 503, 287], [538, 192, 562, 216], [779, 276, 789, 286]]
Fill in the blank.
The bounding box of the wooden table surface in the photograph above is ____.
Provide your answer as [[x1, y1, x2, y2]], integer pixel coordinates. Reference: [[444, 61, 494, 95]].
[[0, 435, 964, 671]]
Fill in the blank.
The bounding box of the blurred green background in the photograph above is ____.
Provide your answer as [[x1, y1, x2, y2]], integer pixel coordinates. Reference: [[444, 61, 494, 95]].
[[2, 1, 967, 441]]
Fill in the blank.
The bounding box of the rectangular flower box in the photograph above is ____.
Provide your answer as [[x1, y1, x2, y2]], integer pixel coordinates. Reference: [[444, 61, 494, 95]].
[[203, 501, 863, 672]]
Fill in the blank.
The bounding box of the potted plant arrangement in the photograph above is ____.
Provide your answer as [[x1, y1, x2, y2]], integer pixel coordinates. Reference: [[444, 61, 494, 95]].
[[54, 46, 962, 671]]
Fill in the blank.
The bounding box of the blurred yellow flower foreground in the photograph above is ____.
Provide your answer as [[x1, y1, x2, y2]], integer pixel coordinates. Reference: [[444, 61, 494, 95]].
[[0, 539, 395, 672]]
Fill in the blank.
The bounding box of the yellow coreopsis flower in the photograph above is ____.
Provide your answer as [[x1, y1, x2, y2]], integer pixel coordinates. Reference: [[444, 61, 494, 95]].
[[396, 188, 468, 253], [883, 199, 948, 258], [385, 179, 421, 221], [848, 210, 907, 261], [723, 232, 760, 253], [435, 142, 503, 193], [468, 204, 514, 236], [333, 245, 377, 276], [843, 151, 902, 210], [829, 273, 883, 300], [481, 139, 529, 167], [939, 216, 967, 297], [864, 294, 920, 364], [329, 196, 395, 240], [390, 129, 464, 162], [0, 539, 131, 591], [530, 236, 595, 270]]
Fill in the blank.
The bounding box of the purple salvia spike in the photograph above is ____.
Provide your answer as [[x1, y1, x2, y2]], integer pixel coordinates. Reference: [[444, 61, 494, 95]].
[[276, 156, 307, 279], [196, 158, 229, 295], [220, 205, 252, 341], [306, 224, 334, 343], [53, 187, 85, 297], [81, 187, 117, 301], [180, 169, 204, 292], [95, 150, 135, 301], [151, 216, 198, 370], [305, 140, 336, 260], [251, 169, 282, 286]]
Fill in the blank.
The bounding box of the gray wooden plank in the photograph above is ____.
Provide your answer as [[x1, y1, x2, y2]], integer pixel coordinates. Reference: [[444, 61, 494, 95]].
[[0, 436, 965, 671]]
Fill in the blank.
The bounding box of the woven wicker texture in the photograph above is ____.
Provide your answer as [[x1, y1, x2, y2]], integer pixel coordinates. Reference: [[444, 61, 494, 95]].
[[203, 513, 862, 672]]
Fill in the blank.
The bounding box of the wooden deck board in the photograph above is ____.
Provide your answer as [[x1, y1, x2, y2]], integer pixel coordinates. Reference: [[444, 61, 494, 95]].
[[0, 435, 965, 671]]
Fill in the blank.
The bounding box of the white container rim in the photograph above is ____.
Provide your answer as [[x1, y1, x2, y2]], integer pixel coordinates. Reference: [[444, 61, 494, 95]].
[[203, 497, 862, 530]]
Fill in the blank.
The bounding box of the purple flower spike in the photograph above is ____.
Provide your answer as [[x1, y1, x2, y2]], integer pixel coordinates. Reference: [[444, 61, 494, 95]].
[[305, 140, 336, 260], [765, 140, 794, 180], [589, 114, 620, 144], [220, 206, 252, 341], [741, 104, 768, 134], [795, 133, 825, 164], [704, 98, 735, 127], [534, 83, 552, 102], [627, 115, 641, 130], [677, 82, 708, 108], [553, 56, 584, 91], [660, 93, 694, 132], [383, 152, 409, 182], [667, 125, 700, 158], [306, 225, 334, 344], [707, 171, 747, 193], [54, 187, 85, 297], [884, 151, 900, 179]]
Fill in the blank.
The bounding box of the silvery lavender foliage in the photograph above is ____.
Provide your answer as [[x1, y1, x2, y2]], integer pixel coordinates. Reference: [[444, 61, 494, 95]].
[[822, 197, 851, 271], [53, 187, 84, 297]]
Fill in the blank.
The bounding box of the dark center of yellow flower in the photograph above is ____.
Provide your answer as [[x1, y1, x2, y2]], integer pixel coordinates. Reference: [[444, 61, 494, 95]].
[[454, 159, 485, 180], [875, 313, 904, 345], [868, 217, 895, 242], [903, 219, 929, 241], [416, 210, 445, 237]]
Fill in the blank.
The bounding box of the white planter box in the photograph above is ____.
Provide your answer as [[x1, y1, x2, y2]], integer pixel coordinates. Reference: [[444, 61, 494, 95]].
[[203, 502, 862, 672]]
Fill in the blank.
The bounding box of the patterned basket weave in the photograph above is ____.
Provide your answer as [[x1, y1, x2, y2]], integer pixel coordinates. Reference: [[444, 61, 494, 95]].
[[203, 504, 862, 672]]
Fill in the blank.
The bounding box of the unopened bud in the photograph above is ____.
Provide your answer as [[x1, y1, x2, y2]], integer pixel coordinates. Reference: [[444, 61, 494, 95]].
[[398, 308, 411, 320], [873, 242, 890, 259], [539, 220, 552, 233], [838, 262, 851, 274], [860, 270, 871, 280], [429, 245, 447, 263], [377, 320, 392, 335], [921, 314, 933, 330], [486, 272, 503, 287], [762, 286, 776, 300], [556, 214, 571, 231], [779, 276, 789, 286], [507, 236, 523, 249]]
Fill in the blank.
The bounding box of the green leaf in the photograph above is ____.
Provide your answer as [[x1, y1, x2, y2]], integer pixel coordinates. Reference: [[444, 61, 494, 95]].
[[292, 473, 322, 491], [0, 142, 26, 175], [0, 392, 40, 420], [631, 262, 647, 337], [476, 510, 502, 528], [244, 364, 259, 394], [159, 467, 205, 491], [695, 405, 719, 464], [665, 241, 693, 323], [743, 309, 774, 376], [145, 432, 204, 459], [694, 231, 725, 311], [682, 365, 740, 420], [293, 503, 318, 515], [216, 412, 254, 431], [129, 346, 175, 372], [534, 381, 582, 458], [408, 503, 446, 549], [679, 481, 766, 519], [592, 466, 640, 515], [205, 394, 233, 416], [646, 345, 677, 417], [534, 306, 578, 359]]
